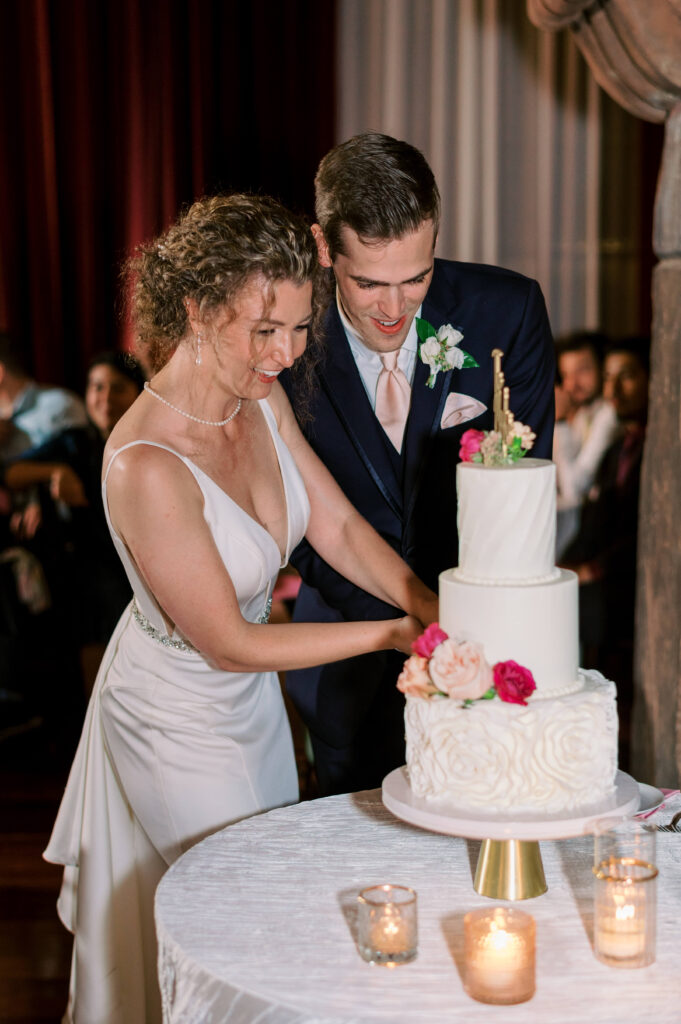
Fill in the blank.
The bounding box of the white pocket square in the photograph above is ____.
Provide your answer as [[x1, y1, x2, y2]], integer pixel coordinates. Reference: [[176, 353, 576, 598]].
[[440, 392, 487, 429]]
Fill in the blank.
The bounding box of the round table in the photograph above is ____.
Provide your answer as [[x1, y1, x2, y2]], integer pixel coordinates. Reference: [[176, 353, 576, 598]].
[[155, 789, 681, 1023]]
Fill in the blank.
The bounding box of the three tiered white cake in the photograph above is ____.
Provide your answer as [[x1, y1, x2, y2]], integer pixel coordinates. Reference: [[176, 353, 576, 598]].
[[404, 457, 618, 815]]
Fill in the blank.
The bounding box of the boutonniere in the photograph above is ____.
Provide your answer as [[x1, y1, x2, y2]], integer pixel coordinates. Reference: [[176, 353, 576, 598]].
[[415, 318, 479, 388]]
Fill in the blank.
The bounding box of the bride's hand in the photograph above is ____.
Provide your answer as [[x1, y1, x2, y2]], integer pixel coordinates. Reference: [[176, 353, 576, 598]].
[[390, 614, 423, 655], [415, 593, 439, 631]]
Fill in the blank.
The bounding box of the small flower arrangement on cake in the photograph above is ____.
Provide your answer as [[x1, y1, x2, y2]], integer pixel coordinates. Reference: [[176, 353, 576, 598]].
[[459, 422, 536, 467], [459, 346, 536, 465], [397, 623, 536, 707]]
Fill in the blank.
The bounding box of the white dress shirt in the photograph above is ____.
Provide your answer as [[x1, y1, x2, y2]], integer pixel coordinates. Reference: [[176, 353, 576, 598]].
[[336, 292, 421, 411], [553, 397, 619, 509]]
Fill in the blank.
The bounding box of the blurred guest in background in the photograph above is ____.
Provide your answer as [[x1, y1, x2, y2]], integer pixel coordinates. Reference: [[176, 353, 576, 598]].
[[553, 332, 618, 559], [561, 336, 650, 766], [0, 334, 88, 742], [0, 333, 87, 461], [5, 351, 146, 693]]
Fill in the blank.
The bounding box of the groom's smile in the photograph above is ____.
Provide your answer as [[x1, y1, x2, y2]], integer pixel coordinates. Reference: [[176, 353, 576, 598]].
[[314, 220, 436, 354]]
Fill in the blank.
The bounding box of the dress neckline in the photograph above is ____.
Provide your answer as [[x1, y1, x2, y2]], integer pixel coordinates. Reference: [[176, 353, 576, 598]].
[[104, 399, 291, 567]]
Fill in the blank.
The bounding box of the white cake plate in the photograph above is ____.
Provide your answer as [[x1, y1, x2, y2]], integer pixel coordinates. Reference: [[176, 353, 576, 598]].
[[382, 769, 661, 900], [382, 768, 653, 841]]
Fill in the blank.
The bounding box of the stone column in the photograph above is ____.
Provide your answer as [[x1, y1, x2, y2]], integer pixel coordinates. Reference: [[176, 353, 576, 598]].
[[528, 0, 681, 787]]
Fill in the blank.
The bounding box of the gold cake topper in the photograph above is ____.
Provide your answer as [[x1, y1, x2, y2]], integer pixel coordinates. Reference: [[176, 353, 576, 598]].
[[491, 349, 516, 459]]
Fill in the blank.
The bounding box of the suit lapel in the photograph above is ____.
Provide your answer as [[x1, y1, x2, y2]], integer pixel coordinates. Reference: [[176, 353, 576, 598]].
[[318, 310, 404, 519], [402, 270, 461, 520]]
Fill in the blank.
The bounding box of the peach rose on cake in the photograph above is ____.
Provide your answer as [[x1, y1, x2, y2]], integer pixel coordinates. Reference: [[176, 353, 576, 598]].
[[429, 639, 493, 700], [397, 656, 439, 697]]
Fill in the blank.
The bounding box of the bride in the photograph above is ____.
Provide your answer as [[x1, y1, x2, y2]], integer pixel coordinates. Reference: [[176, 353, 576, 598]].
[[45, 193, 437, 1023]]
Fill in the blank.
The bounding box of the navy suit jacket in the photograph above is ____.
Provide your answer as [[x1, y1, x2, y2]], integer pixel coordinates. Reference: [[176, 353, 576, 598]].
[[281, 258, 555, 749]]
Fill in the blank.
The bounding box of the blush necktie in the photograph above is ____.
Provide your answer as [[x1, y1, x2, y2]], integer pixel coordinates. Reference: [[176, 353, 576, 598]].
[[375, 350, 411, 452]]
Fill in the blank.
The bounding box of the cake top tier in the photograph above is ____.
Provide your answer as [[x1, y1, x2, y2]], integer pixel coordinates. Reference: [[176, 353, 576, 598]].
[[456, 458, 558, 584]]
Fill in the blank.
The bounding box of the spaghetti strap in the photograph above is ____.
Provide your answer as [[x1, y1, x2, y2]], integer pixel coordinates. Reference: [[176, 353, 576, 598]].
[[103, 438, 189, 486]]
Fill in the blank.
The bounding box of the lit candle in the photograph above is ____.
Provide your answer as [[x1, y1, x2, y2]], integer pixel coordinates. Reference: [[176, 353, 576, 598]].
[[357, 885, 417, 965], [369, 904, 410, 955], [595, 899, 646, 959], [464, 907, 535, 1005]]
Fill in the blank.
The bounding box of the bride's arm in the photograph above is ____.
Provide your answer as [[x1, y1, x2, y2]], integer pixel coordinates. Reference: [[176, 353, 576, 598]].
[[270, 385, 438, 629], [105, 443, 424, 673]]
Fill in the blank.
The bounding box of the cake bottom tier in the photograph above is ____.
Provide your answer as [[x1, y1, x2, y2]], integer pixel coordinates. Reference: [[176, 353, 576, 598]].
[[404, 670, 618, 815]]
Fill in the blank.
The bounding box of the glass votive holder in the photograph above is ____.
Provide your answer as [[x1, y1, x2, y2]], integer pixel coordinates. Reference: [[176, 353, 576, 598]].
[[592, 816, 657, 969], [357, 884, 417, 965], [464, 906, 536, 1005], [592, 816, 657, 871]]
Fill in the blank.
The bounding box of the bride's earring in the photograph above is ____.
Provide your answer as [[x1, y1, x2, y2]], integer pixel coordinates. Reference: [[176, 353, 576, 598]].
[[195, 334, 202, 366]]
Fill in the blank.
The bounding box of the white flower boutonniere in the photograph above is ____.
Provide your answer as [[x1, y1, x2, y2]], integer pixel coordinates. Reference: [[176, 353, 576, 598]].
[[416, 318, 479, 389]]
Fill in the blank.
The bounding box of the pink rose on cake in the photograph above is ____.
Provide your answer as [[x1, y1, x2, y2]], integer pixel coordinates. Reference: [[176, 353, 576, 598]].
[[396, 655, 439, 697], [493, 660, 536, 706], [429, 639, 492, 700]]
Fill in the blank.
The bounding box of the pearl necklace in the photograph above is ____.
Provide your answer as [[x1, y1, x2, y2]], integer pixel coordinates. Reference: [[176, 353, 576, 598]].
[[144, 382, 242, 426]]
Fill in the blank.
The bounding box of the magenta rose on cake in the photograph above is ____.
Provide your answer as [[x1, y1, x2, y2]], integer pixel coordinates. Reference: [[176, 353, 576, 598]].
[[459, 428, 484, 463], [411, 622, 448, 658], [493, 660, 536, 706], [429, 639, 493, 700]]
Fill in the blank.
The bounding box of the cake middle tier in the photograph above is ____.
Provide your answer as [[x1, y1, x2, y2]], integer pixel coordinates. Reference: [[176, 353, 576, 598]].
[[439, 567, 580, 698]]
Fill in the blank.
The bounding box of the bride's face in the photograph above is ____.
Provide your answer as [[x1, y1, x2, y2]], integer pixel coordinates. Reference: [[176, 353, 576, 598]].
[[208, 276, 313, 397]]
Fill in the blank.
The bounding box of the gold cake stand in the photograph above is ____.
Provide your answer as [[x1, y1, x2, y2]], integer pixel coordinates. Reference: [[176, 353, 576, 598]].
[[382, 768, 651, 901]]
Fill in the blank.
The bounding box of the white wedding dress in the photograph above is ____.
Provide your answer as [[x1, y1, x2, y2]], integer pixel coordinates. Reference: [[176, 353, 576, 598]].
[[44, 399, 309, 1024]]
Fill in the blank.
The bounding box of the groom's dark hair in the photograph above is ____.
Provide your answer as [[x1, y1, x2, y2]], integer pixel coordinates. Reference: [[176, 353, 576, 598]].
[[314, 132, 440, 259]]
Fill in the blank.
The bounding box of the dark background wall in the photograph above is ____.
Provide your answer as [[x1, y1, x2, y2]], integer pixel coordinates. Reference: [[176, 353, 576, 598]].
[[0, 0, 336, 388]]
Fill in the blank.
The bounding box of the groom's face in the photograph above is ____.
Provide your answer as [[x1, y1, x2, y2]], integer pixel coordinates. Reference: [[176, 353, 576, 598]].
[[313, 220, 435, 354]]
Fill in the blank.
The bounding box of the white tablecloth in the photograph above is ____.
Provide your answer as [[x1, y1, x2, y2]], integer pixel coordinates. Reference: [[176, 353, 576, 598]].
[[155, 789, 681, 1024]]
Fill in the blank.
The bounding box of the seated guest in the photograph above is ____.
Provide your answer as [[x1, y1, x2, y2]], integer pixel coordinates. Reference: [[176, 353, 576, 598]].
[[0, 335, 87, 734], [553, 332, 619, 558], [4, 352, 146, 693], [0, 330, 88, 570], [0, 332, 87, 460], [561, 336, 650, 767]]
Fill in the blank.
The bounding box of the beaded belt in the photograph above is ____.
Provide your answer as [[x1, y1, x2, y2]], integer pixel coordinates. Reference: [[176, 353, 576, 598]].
[[131, 597, 272, 652], [257, 596, 272, 625], [131, 601, 197, 652]]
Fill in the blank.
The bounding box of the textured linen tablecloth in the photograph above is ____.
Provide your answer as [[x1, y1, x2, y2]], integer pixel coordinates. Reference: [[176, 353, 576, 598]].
[[155, 789, 681, 1024]]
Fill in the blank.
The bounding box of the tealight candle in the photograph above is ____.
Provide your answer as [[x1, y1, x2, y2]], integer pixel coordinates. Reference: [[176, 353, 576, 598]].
[[464, 907, 535, 1005], [357, 885, 417, 965]]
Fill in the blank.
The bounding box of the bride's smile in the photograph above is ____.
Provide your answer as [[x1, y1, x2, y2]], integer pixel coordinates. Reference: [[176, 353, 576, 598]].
[[194, 276, 313, 403]]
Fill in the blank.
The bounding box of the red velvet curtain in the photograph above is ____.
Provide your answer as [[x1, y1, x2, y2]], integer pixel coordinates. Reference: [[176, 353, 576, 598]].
[[0, 0, 336, 388]]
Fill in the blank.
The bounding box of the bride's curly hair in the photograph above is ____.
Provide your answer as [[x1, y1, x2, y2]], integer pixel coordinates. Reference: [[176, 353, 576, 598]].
[[125, 193, 329, 413]]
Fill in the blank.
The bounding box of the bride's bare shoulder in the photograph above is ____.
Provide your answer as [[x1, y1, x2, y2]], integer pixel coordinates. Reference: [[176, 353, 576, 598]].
[[103, 412, 190, 493], [105, 399, 172, 466]]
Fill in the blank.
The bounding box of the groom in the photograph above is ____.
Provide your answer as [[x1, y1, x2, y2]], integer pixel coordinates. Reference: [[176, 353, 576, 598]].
[[281, 132, 555, 795]]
